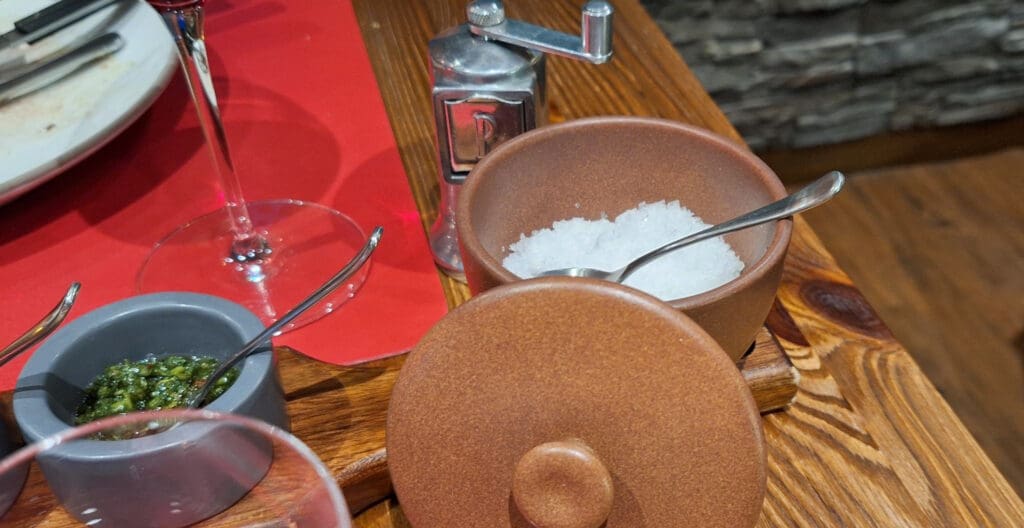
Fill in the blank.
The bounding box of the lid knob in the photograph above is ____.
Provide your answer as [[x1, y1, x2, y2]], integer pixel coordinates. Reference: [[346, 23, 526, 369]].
[[511, 439, 614, 528]]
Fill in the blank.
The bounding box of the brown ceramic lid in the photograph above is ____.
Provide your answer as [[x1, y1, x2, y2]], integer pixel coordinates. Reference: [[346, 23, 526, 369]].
[[386, 277, 766, 527]]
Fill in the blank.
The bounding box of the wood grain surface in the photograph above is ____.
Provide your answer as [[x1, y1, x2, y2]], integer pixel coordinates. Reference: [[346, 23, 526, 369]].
[[801, 148, 1024, 496], [350, 0, 1024, 526]]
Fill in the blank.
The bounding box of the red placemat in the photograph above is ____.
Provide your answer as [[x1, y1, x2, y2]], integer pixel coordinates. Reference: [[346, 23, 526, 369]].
[[0, 0, 448, 390]]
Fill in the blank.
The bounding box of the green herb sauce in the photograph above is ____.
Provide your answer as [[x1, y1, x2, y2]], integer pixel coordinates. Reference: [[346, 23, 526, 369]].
[[75, 355, 240, 425]]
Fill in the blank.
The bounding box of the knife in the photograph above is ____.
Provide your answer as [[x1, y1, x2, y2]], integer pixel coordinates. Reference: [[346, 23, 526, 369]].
[[0, 32, 123, 106], [0, 0, 126, 70]]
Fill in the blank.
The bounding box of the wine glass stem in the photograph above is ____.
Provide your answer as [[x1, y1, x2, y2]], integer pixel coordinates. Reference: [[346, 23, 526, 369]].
[[158, 3, 268, 261]]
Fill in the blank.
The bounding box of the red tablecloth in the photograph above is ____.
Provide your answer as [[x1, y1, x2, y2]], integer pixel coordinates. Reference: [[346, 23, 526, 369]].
[[0, 0, 448, 389]]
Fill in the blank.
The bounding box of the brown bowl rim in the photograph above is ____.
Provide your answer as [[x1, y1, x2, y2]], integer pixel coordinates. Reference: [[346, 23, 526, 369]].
[[456, 115, 793, 309]]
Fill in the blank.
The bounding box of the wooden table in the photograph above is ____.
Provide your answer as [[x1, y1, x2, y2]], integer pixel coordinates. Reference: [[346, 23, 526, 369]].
[[347, 0, 1024, 526], [2, 1, 1021, 526]]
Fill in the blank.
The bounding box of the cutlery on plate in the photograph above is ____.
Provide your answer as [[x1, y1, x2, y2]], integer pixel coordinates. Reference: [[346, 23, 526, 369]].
[[0, 32, 123, 106], [0, 0, 127, 71]]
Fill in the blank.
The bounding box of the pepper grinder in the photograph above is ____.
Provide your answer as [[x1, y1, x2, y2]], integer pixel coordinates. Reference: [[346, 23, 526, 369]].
[[428, 0, 614, 279]]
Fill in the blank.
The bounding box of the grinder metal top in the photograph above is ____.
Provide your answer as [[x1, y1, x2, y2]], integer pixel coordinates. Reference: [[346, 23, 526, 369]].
[[428, 0, 614, 277]]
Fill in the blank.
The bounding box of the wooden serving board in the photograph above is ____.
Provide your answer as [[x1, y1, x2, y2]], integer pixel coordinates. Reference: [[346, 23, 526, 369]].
[[0, 326, 795, 524]]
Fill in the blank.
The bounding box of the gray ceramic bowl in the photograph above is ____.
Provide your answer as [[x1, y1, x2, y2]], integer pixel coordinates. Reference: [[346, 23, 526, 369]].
[[12, 292, 289, 527]]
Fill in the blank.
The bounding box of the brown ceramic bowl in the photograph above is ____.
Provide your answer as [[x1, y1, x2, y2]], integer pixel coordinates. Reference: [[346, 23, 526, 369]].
[[456, 116, 791, 361]]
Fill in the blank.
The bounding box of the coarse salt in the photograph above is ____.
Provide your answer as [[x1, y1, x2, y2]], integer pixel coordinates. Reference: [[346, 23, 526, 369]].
[[502, 200, 745, 300]]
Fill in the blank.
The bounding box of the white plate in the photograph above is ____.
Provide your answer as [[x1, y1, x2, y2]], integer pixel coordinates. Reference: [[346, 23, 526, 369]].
[[0, 0, 176, 205]]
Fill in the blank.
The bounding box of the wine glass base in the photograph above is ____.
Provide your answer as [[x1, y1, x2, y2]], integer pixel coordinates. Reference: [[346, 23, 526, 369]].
[[137, 199, 369, 333]]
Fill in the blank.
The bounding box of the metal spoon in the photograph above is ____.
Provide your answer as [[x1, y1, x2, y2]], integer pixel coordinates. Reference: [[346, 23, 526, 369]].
[[0, 282, 80, 368], [539, 171, 845, 283], [188, 226, 383, 408]]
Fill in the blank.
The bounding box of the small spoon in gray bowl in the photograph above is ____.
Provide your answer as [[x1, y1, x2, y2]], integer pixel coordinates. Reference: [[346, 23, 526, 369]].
[[188, 226, 383, 408], [539, 171, 845, 283]]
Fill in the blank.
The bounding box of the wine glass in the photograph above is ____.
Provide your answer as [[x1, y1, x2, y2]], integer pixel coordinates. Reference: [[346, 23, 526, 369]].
[[136, 0, 368, 331], [0, 409, 352, 527]]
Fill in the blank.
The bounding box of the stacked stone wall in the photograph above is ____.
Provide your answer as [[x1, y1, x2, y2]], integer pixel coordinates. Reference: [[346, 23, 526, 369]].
[[641, 0, 1024, 149]]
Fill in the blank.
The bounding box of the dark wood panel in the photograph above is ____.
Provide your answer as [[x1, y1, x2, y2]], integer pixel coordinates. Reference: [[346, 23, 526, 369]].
[[760, 113, 1024, 183]]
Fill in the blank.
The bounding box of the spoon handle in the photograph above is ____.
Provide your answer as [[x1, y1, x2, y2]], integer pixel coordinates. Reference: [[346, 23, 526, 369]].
[[618, 171, 845, 281], [0, 282, 80, 368], [189, 226, 383, 407]]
